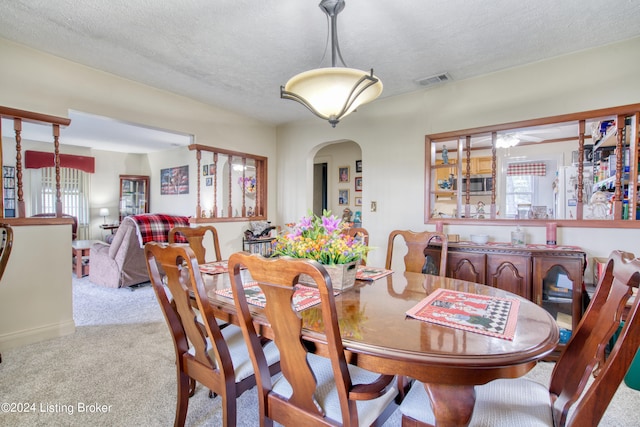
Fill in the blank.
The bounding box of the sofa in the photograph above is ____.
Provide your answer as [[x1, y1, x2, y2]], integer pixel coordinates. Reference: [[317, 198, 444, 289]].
[[89, 213, 189, 288]]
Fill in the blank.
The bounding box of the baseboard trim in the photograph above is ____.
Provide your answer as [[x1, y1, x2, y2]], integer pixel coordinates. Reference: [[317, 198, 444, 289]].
[[0, 319, 76, 351]]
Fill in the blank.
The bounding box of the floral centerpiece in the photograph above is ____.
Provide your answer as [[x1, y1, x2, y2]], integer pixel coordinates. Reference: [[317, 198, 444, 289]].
[[273, 211, 369, 289]]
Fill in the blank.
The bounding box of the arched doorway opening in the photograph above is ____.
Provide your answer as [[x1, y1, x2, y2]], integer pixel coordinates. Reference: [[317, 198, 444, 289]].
[[313, 140, 362, 224]]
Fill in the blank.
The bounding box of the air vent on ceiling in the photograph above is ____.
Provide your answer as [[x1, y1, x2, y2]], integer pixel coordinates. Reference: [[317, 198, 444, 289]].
[[415, 72, 452, 87]]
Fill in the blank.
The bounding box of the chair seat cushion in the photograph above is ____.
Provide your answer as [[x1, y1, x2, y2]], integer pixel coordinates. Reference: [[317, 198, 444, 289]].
[[400, 378, 553, 427], [272, 352, 398, 426], [189, 324, 279, 382], [220, 324, 279, 382]]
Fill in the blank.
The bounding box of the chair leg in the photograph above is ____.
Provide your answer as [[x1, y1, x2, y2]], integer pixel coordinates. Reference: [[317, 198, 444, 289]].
[[189, 378, 196, 397], [395, 375, 413, 403], [221, 393, 237, 427], [175, 371, 191, 427]]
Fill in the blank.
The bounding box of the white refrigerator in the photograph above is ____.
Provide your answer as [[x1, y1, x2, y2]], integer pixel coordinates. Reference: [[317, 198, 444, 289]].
[[555, 165, 594, 219]]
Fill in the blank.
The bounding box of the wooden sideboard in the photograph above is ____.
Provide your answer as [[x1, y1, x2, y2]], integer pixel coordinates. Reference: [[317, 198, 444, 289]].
[[425, 241, 586, 358]]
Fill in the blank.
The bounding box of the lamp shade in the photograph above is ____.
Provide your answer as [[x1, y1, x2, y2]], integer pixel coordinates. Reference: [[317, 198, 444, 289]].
[[99, 208, 110, 217], [282, 67, 383, 126]]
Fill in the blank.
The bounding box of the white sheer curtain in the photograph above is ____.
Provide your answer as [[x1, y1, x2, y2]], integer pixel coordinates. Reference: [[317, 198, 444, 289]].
[[30, 167, 91, 239]]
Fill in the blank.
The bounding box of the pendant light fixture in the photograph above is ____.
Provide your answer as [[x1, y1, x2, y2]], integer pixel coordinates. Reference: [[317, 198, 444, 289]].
[[280, 0, 383, 127]]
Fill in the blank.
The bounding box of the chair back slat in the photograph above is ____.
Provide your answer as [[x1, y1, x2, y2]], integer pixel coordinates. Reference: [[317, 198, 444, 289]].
[[346, 227, 369, 265], [0, 224, 13, 280], [169, 225, 222, 264], [386, 230, 448, 275], [229, 253, 356, 423]]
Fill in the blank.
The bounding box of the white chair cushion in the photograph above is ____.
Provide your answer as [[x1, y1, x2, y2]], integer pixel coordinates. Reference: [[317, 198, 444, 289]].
[[220, 324, 280, 382], [400, 378, 553, 427], [272, 352, 398, 426], [187, 324, 280, 383]]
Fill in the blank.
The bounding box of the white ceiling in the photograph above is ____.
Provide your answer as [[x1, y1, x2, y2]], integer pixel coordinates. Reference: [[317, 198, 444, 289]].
[[1, 0, 640, 152]]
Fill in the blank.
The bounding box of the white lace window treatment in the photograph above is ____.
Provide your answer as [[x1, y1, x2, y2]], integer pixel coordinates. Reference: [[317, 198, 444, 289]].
[[30, 167, 91, 239]]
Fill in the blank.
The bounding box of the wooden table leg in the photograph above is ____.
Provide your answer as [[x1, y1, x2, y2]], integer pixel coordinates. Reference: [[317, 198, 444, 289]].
[[72, 247, 91, 278], [425, 383, 476, 427]]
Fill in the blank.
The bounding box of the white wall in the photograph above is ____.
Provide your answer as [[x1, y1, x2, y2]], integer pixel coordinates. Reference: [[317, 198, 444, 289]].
[[0, 225, 74, 351], [91, 150, 151, 239], [276, 36, 640, 273], [0, 37, 277, 349]]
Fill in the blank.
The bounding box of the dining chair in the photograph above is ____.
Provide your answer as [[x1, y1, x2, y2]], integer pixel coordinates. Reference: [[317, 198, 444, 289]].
[[0, 223, 13, 364], [228, 252, 399, 427], [347, 227, 369, 265], [168, 225, 222, 264], [144, 243, 280, 427], [385, 230, 448, 275], [400, 250, 640, 427]]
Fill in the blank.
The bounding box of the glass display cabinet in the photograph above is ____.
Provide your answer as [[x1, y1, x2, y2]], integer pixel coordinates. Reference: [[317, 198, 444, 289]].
[[119, 175, 149, 221]]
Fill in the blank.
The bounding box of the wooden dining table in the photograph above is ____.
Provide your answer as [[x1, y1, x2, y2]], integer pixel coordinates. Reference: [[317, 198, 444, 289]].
[[200, 266, 559, 427]]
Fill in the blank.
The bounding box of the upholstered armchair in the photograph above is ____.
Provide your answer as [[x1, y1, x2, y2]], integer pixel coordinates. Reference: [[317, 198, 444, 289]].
[[89, 217, 149, 288], [89, 214, 189, 288]]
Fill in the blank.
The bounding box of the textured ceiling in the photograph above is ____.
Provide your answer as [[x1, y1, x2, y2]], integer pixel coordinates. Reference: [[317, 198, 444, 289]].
[[1, 0, 640, 152]]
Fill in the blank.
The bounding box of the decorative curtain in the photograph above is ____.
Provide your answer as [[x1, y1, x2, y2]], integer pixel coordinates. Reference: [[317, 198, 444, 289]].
[[507, 162, 546, 176]]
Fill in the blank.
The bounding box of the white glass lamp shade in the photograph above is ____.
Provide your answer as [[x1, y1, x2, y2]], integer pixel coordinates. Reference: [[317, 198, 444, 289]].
[[282, 67, 383, 126], [99, 208, 110, 217]]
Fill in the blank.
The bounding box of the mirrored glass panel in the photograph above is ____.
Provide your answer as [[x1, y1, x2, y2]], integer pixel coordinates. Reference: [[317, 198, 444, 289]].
[[426, 105, 640, 226], [191, 146, 267, 222]]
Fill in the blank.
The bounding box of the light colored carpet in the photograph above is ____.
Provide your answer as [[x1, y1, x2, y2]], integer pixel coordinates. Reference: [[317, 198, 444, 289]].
[[0, 276, 637, 426]]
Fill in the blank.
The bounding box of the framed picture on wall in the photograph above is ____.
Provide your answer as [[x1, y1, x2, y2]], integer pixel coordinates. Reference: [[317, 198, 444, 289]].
[[339, 166, 349, 183], [354, 176, 362, 192], [355, 160, 362, 173], [203, 164, 209, 176], [160, 165, 189, 195], [355, 196, 362, 206], [206, 177, 213, 186], [339, 189, 349, 205]]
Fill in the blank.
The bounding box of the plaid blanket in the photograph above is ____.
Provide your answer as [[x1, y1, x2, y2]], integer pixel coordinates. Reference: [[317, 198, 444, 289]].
[[130, 214, 190, 246]]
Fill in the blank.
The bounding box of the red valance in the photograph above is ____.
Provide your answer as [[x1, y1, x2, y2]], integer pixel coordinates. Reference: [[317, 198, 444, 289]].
[[25, 150, 95, 173], [507, 162, 546, 176]]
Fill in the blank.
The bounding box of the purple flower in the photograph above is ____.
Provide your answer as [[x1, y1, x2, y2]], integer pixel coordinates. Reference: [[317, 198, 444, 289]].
[[322, 215, 341, 233], [298, 216, 313, 230]]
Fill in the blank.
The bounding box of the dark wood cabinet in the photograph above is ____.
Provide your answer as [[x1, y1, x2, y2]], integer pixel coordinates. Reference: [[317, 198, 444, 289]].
[[119, 175, 149, 221], [426, 242, 586, 358], [486, 253, 532, 300], [446, 251, 485, 284]]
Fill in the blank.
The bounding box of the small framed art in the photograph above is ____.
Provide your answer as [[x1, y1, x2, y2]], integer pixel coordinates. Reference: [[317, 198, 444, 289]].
[[355, 160, 362, 173], [339, 189, 349, 205], [339, 166, 349, 183], [355, 196, 362, 206], [354, 176, 362, 192]]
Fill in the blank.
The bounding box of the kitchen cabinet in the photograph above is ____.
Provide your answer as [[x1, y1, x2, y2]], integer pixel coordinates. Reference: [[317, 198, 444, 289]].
[[119, 175, 149, 221], [434, 160, 457, 186], [426, 242, 586, 358], [472, 156, 492, 175]]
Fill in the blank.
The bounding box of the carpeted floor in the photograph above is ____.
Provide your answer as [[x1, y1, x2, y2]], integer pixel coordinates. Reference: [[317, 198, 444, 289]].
[[0, 276, 637, 426]]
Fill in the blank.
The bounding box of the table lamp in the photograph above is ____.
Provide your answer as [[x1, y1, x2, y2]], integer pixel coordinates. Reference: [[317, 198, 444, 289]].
[[99, 208, 109, 225]]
